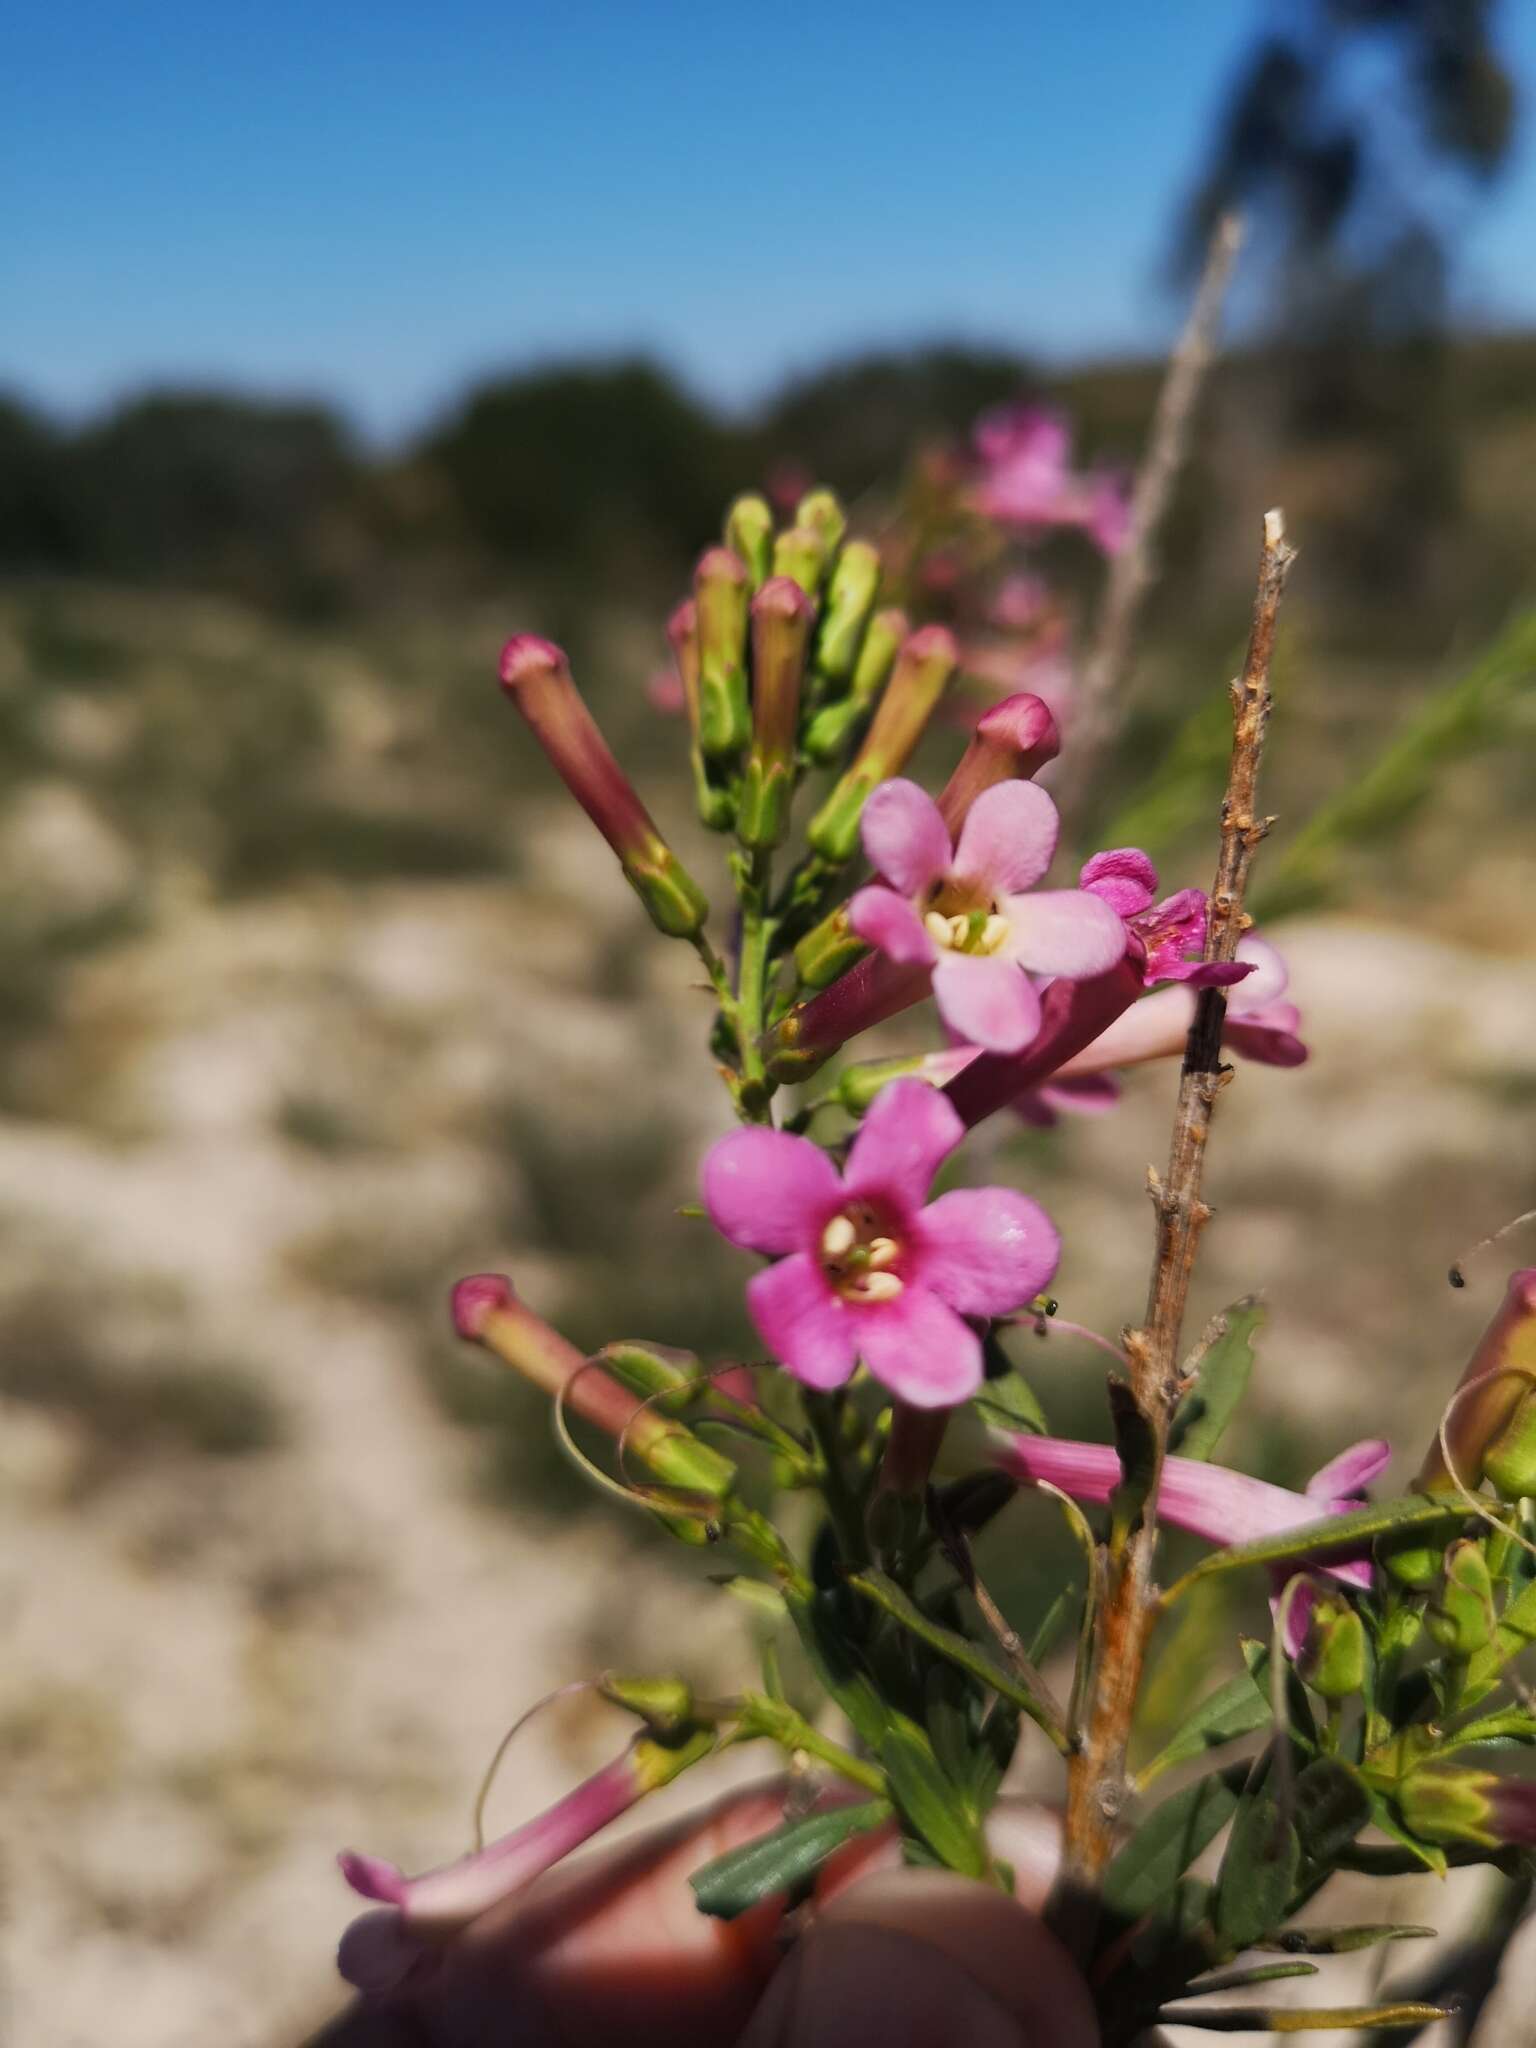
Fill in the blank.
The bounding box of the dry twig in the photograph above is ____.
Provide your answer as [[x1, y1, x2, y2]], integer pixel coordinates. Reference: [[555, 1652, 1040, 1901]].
[[1055, 212, 1244, 823], [1054, 509, 1297, 1947]]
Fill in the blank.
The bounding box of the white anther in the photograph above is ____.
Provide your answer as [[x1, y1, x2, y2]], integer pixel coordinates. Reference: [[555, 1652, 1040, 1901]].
[[821, 1214, 857, 1259], [924, 911, 951, 947], [980, 913, 1009, 952], [866, 1236, 899, 1270], [947, 914, 972, 948], [857, 1271, 904, 1302]]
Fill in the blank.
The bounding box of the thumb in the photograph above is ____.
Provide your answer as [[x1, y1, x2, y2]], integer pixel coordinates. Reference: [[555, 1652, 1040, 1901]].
[[735, 1867, 1099, 2048]]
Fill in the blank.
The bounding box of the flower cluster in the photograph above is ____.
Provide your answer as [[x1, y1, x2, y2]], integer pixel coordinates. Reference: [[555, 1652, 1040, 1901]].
[[332, 470, 1536, 2047]]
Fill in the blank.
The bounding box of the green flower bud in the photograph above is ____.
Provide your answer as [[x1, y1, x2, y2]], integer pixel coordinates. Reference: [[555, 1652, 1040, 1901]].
[[599, 1674, 696, 1732], [811, 541, 882, 696], [807, 626, 958, 863], [1484, 1388, 1536, 1501], [693, 548, 752, 760], [793, 902, 865, 989], [835, 1054, 933, 1113], [772, 524, 828, 599], [596, 1339, 703, 1402], [802, 604, 906, 763], [1426, 1539, 1495, 1658], [794, 486, 847, 561], [633, 1725, 717, 1791], [1297, 1593, 1368, 1700], [725, 493, 775, 591], [1396, 1766, 1500, 1848]]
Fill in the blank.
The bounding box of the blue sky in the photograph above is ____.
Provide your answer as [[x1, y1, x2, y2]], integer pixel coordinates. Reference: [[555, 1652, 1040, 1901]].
[[6, 2, 1535, 440]]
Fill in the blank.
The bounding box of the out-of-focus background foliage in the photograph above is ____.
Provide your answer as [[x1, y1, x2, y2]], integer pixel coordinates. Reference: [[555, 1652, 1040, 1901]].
[[3, 4, 1535, 2043]]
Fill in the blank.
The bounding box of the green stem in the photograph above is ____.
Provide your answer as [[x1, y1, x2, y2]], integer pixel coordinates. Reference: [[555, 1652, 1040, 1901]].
[[735, 1695, 888, 1796], [804, 1391, 871, 1570]]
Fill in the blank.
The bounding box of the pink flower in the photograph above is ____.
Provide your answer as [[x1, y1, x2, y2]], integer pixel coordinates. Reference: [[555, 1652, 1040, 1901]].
[[338, 1742, 654, 1994], [969, 405, 1132, 556], [846, 779, 1127, 1054], [1079, 850, 1253, 991], [987, 573, 1051, 631], [702, 1078, 1059, 1407], [1051, 935, 1308, 1081], [997, 1432, 1391, 1650]]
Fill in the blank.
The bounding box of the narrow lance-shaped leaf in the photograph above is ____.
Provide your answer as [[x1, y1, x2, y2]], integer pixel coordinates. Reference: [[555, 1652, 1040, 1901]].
[[1213, 1771, 1301, 1950], [878, 1713, 990, 1878], [1170, 1299, 1265, 1461], [1103, 1765, 1250, 1920], [690, 1800, 892, 1919], [1155, 2000, 1453, 2034], [1164, 1497, 1467, 1604], [1137, 1663, 1274, 1789], [848, 1571, 1070, 1753], [1256, 1924, 1435, 1956]]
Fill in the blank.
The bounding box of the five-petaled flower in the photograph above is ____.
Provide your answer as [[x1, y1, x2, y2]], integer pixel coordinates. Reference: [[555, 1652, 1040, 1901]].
[[847, 778, 1128, 1053], [702, 1077, 1059, 1406], [1079, 849, 1253, 991]]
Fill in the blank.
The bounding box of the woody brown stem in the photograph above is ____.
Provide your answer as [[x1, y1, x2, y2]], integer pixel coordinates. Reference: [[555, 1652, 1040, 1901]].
[[1054, 510, 1296, 1951], [1055, 212, 1244, 825]]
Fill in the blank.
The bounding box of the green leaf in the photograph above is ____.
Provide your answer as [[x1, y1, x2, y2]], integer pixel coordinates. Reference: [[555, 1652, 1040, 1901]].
[[1186, 1962, 1318, 1995], [848, 1570, 1068, 1750], [1165, 1498, 1467, 1603], [785, 1588, 891, 1750], [1027, 1584, 1075, 1666], [1103, 1766, 1248, 1920], [1292, 1757, 1371, 1865], [878, 1712, 989, 1878], [1170, 1299, 1265, 1461], [1138, 1667, 1273, 1789], [972, 1364, 1048, 1437], [690, 1799, 892, 1918], [1257, 1924, 1435, 1956], [1155, 2001, 1452, 2033], [1436, 1705, 1536, 1755], [1214, 1775, 1301, 1950]]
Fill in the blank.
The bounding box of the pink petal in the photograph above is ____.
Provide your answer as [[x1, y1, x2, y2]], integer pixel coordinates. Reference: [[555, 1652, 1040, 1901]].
[[1038, 1073, 1121, 1116], [858, 779, 953, 896], [914, 1187, 1060, 1317], [952, 780, 1059, 894], [1000, 1437, 1121, 1503], [1080, 848, 1157, 914], [848, 885, 938, 967], [747, 1255, 858, 1390], [1229, 936, 1290, 1009], [1001, 889, 1128, 979], [932, 952, 1041, 1053], [1053, 987, 1194, 1077], [1226, 1014, 1309, 1068], [854, 1287, 983, 1407], [844, 1076, 964, 1212], [702, 1128, 841, 1255], [1307, 1439, 1391, 1501]]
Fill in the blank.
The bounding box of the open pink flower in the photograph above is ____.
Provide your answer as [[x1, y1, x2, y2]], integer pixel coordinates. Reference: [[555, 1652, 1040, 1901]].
[[846, 779, 1126, 1054], [997, 1432, 1390, 1652], [1079, 849, 1252, 992], [702, 1078, 1058, 1407], [337, 1742, 652, 1994], [969, 406, 1131, 556]]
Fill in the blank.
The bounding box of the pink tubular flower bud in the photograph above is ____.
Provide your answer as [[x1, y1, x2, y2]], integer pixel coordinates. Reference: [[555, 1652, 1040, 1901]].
[[337, 1727, 715, 1992], [1394, 1767, 1536, 1850], [451, 1274, 736, 1500], [1416, 1269, 1536, 1497], [738, 575, 813, 851], [499, 636, 709, 938], [936, 692, 1061, 837]]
